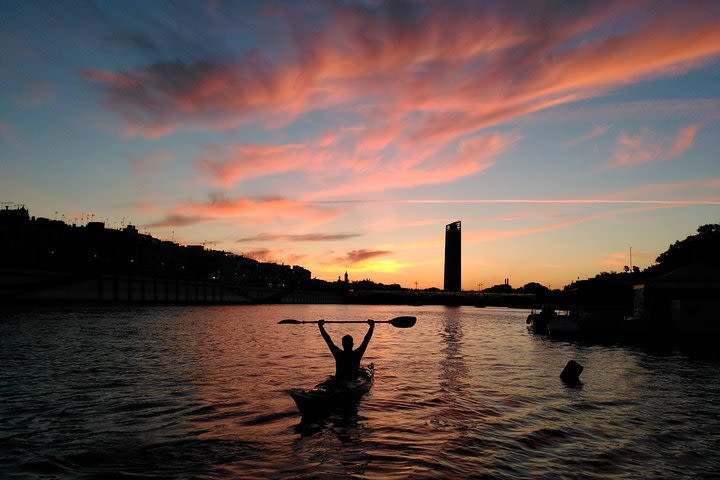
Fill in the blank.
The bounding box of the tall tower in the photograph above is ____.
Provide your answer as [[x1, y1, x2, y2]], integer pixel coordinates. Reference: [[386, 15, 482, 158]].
[[444, 221, 461, 292]]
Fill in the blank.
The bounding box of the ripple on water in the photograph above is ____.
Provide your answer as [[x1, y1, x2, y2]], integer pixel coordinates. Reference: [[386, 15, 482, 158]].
[[3, 305, 720, 479]]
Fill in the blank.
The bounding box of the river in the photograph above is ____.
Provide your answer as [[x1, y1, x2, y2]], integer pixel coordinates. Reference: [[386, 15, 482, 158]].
[[2, 305, 719, 478]]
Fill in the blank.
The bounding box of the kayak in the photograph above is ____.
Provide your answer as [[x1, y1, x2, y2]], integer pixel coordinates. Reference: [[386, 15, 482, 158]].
[[290, 364, 374, 416]]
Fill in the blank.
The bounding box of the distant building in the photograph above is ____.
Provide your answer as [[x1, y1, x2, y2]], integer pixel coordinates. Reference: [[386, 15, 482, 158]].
[[0, 205, 29, 225], [292, 265, 311, 281], [0, 206, 315, 289], [444, 221, 461, 292]]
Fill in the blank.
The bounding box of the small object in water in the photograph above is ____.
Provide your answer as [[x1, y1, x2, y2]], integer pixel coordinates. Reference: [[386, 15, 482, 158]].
[[560, 360, 583, 385]]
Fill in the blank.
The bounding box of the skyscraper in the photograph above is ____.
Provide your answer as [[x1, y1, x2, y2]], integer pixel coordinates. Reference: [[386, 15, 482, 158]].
[[444, 221, 461, 292]]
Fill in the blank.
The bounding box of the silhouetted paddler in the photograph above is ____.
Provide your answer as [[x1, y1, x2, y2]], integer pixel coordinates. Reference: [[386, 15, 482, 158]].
[[318, 319, 374, 380]]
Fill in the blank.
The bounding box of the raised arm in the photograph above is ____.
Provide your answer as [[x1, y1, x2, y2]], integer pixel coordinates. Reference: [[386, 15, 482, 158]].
[[355, 319, 375, 356], [319, 320, 341, 355]]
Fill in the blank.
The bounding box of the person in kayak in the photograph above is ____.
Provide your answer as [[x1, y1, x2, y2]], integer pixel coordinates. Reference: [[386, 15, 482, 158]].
[[318, 319, 374, 380]]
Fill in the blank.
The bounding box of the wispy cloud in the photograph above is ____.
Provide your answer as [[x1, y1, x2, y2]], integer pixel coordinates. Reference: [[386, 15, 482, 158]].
[[237, 232, 361, 243], [313, 198, 720, 206], [668, 124, 700, 158], [144, 214, 207, 228], [198, 143, 316, 187], [242, 248, 274, 262], [144, 194, 343, 228], [81, 1, 720, 197], [524, 99, 720, 124], [342, 249, 392, 264], [235, 247, 309, 265], [84, 3, 720, 141], [318, 249, 402, 274], [235, 246, 397, 274], [565, 125, 610, 146], [610, 123, 700, 167], [305, 132, 520, 199]]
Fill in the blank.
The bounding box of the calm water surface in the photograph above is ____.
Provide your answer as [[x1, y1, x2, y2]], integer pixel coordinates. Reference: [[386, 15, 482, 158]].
[[2, 305, 720, 479]]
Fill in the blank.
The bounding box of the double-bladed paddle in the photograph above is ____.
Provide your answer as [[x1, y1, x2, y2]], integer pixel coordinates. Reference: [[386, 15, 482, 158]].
[[278, 315, 416, 328]]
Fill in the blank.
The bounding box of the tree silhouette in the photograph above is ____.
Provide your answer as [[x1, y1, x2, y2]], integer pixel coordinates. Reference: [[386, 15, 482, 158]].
[[654, 224, 720, 273]]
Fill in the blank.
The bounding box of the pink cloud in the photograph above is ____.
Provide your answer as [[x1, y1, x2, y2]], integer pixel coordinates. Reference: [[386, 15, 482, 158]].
[[668, 124, 700, 158], [525, 99, 720, 124], [343, 249, 391, 264], [196, 128, 519, 194], [195, 124, 393, 187], [565, 125, 610, 146], [612, 127, 664, 166], [239, 247, 391, 271], [198, 144, 317, 187], [316, 131, 339, 148], [352, 122, 404, 155], [237, 232, 360, 243], [306, 248, 397, 270], [284, 253, 309, 265], [611, 123, 701, 167], [200, 244, 307, 266], [82, 57, 321, 138], [143, 214, 207, 228], [78, 2, 720, 202], [144, 194, 343, 228], [83, 2, 720, 144], [306, 132, 520, 199], [242, 248, 275, 262], [196, 139, 381, 188]]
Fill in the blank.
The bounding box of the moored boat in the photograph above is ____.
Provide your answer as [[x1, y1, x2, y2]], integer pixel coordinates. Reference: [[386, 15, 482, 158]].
[[547, 314, 582, 338], [290, 364, 374, 417], [526, 304, 556, 334], [526, 312, 548, 333], [527, 304, 584, 337]]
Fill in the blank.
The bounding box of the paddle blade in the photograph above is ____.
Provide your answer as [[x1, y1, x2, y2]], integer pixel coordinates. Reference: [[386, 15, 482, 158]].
[[278, 319, 303, 324], [388, 316, 417, 328]]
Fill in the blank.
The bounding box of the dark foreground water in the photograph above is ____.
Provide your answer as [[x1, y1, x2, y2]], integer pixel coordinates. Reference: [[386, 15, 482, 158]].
[[2, 305, 720, 479]]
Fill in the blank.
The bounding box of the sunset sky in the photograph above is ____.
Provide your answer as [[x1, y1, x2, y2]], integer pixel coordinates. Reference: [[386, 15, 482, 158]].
[[2, 1, 719, 289]]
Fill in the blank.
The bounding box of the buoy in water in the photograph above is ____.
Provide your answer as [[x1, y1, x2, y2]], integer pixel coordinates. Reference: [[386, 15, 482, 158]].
[[560, 360, 583, 385]]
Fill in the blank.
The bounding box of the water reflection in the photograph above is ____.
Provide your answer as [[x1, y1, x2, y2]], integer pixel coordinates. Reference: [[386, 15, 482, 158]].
[[294, 402, 365, 439], [4, 305, 720, 478], [439, 307, 468, 396], [290, 400, 376, 478]]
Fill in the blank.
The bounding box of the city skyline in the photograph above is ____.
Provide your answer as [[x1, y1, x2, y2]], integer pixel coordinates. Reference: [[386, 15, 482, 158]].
[[2, 1, 720, 289]]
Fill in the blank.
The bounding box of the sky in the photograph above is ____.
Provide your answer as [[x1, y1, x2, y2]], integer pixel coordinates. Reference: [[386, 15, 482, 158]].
[[1, 0, 720, 290]]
